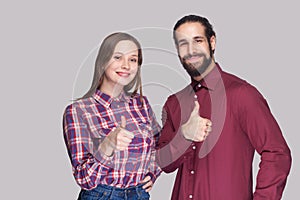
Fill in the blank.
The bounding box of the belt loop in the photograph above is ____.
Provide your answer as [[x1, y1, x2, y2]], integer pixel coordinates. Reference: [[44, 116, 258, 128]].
[[111, 186, 115, 199], [136, 184, 141, 198], [124, 188, 128, 200]]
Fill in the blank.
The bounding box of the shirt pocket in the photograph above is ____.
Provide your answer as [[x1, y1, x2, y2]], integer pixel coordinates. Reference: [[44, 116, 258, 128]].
[[128, 119, 153, 156], [83, 113, 117, 138], [135, 119, 154, 147]]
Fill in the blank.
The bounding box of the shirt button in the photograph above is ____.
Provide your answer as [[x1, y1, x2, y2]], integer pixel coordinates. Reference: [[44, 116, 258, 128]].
[[189, 194, 193, 199], [198, 84, 201, 88], [191, 170, 195, 174], [194, 95, 197, 99], [192, 146, 196, 150]]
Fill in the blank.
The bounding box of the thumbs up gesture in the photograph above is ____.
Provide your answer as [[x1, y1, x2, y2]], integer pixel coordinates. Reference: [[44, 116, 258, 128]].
[[181, 101, 212, 142], [113, 116, 135, 150], [100, 116, 134, 156]]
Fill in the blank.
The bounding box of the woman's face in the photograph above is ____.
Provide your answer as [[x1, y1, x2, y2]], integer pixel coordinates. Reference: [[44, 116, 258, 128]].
[[102, 40, 139, 91]]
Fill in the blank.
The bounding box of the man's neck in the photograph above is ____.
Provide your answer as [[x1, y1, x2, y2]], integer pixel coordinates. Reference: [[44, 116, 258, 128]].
[[192, 61, 216, 82]]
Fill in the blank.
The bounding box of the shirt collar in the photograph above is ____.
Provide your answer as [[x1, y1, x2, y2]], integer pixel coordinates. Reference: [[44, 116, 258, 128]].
[[191, 63, 223, 92], [92, 89, 131, 108]]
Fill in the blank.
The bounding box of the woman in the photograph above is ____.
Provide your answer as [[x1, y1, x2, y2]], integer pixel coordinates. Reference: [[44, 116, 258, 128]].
[[63, 32, 161, 200]]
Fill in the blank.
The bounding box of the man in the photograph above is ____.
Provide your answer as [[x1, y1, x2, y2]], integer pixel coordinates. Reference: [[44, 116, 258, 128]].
[[156, 14, 292, 199]]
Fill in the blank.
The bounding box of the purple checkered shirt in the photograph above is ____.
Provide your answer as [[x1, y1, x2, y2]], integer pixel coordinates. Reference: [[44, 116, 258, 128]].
[[63, 90, 162, 190]]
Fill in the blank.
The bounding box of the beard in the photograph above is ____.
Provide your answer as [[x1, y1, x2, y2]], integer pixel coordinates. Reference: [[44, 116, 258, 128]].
[[180, 53, 212, 77]]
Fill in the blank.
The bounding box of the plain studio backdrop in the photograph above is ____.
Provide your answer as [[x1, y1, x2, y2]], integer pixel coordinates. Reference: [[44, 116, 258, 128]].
[[1, 1, 298, 199]]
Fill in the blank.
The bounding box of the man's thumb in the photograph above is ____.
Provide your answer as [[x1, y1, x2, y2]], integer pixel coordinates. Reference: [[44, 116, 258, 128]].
[[192, 101, 200, 115]]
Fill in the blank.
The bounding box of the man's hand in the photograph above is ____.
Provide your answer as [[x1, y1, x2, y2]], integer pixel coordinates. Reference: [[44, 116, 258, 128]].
[[181, 101, 212, 142]]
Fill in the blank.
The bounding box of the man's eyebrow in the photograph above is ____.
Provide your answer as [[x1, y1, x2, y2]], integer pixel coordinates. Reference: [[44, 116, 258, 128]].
[[178, 39, 187, 43], [178, 36, 205, 44], [194, 36, 205, 40]]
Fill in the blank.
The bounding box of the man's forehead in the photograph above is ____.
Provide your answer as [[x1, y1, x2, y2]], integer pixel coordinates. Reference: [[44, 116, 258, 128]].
[[176, 32, 205, 41], [175, 23, 206, 40]]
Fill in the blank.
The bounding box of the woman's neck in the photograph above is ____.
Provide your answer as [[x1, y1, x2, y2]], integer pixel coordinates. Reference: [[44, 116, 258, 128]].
[[99, 84, 123, 98]]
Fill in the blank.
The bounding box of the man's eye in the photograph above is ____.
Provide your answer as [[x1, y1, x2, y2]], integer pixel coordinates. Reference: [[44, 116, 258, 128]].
[[195, 39, 203, 43]]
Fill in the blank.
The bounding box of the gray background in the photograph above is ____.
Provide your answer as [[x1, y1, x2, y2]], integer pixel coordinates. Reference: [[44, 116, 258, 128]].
[[1, 0, 298, 199]]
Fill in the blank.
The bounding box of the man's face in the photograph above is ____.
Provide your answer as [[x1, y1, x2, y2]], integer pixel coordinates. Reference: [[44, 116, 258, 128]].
[[175, 22, 215, 77]]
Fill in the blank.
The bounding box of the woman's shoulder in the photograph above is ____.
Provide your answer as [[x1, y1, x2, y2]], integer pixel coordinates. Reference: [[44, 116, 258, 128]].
[[129, 93, 150, 106], [64, 97, 95, 113]]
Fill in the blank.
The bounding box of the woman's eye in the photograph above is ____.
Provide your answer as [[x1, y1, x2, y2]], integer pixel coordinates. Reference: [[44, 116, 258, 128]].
[[114, 56, 121, 60], [130, 58, 137, 63]]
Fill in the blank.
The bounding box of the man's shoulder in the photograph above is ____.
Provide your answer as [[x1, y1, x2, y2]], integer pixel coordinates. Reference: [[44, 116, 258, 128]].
[[221, 70, 255, 92], [222, 70, 247, 86], [221, 70, 263, 102], [172, 84, 192, 95], [165, 84, 193, 104]]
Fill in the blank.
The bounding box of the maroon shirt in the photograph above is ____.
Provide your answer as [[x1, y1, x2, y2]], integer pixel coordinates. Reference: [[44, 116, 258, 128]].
[[156, 64, 291, 200]]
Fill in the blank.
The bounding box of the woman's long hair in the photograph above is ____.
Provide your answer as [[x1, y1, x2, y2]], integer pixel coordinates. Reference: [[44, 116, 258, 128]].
[[80, 32, 143, 100]]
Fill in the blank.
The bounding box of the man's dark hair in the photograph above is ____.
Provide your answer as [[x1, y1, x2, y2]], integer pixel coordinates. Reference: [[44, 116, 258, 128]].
[[173, 14, 216, 54]]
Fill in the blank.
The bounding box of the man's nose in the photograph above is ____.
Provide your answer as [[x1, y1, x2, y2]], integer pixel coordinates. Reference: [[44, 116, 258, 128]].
[[188, 41, 197, 55]]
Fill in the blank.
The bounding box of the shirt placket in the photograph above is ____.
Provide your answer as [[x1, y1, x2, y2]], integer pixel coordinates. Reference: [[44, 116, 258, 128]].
[[186, 142, 197, 199], [188, 84, 203, 199], [112, 98, 140, 187]]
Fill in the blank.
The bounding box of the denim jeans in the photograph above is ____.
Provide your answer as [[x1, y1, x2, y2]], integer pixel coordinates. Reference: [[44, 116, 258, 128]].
[[78, 184, 150, 200]]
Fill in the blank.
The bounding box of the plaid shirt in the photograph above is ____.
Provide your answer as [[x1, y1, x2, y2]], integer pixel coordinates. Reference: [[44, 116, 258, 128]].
[[63, 90, 162, 190]]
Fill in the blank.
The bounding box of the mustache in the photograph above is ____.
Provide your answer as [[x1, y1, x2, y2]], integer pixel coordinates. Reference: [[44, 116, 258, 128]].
[[182, 53, 206, 60]]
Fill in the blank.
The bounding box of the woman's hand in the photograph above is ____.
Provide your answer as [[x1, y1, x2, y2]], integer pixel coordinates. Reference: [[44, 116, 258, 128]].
[[142, 175, 153, 192], [100, 116, 134, 156]]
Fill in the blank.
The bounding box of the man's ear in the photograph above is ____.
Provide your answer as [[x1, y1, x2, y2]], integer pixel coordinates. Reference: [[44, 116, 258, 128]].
[[210, 35, 216, 52]]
